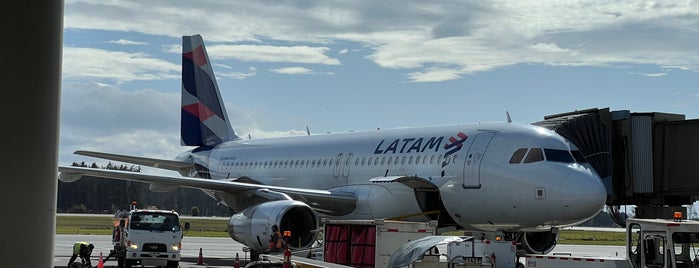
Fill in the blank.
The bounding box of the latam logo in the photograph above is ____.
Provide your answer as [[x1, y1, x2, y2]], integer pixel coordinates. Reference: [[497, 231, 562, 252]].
[[443, 132, 468, 167], [372, 132, 469, 168]]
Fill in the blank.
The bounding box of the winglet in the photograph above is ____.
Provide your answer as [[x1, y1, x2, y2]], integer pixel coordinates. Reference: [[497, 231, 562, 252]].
[[181, 35, 239, 146]]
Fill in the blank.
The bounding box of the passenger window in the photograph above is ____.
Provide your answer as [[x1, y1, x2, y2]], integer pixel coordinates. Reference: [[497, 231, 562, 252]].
[[374, 157, 379, 166], [355, 158, 359, 166], [409, 156, 414, 165], [381, 157, 386, 165], [523, 148, 544, 163], [394, 157, 399, 165], [416, 156, 421, 165], [430, 155, 435, 164], [368, 157, 372, 166], [401, 156, 406, 165], [509, 148, 528, 164], [387, 157, 392, 166]]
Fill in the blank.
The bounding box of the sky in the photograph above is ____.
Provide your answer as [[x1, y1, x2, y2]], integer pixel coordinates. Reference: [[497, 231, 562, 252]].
[[61, 0, 699, 171]]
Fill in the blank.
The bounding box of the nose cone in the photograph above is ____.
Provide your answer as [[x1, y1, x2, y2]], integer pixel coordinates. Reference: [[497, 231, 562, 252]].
[[560, 167, 607, 224]]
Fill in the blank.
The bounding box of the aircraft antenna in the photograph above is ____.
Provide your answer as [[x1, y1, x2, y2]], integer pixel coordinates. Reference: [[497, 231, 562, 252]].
[[506, 111, 512, 123], [306, 126, 311, 136]]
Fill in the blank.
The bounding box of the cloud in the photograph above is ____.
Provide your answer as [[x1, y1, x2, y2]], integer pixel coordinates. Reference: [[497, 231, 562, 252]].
[[63, 1, 699, 82], [405, 68, 462, 82], [270, 67, 314, 75], [63, 47, 179, 82], [338, 48, 349, 54], [218, 67, 258, 79], [59, 81, 305, 165], [105, 39, 148, 45], [207, 45, 340, 65], [628, 70, 671, 77]]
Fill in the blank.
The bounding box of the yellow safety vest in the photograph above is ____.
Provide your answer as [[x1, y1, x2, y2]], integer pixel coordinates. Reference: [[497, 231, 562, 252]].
[[72, 241, 89, 255]]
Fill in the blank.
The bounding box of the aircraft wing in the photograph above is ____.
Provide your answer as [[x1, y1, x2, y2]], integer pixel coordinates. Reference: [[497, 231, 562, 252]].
[[58, 166, 357, 215], [74, 150, 193, 173]]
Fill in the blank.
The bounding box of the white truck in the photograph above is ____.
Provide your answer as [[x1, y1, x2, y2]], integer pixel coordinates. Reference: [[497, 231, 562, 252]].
[[111, 209, 189, 268], [525, 216, 699, 268]]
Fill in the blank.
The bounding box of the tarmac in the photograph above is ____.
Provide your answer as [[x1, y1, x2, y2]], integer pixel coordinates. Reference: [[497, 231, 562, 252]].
[[54, 234, 626, 267]]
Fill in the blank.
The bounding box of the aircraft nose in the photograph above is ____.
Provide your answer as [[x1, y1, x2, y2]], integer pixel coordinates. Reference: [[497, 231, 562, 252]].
[[560, 169, 607, 222]]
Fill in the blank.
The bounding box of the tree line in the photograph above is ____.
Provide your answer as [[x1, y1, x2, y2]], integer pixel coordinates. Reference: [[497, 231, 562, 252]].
[[57, 162, 232, 216]]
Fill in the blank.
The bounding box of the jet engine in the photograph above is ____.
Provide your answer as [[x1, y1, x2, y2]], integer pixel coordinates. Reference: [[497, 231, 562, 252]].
[[520, 230, 559, 254], [228, 200, 318, 251]]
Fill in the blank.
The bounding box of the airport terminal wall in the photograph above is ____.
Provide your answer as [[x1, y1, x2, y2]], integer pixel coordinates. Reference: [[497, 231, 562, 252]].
[[534, 108, 699, 224]]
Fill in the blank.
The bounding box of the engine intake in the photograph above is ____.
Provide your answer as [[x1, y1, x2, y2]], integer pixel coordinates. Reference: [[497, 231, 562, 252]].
[[228, 200, 318, 251], [520, 230, 559, 254]]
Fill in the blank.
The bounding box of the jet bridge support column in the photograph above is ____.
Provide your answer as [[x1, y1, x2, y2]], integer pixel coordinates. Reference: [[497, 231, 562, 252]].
[[0, 2, 64, 267]]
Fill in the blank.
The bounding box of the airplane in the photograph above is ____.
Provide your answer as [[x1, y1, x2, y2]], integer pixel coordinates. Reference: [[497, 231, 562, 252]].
[[59, 34, 607, 255]]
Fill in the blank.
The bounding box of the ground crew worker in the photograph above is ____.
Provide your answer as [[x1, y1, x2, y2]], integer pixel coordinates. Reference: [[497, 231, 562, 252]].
[[269, 225, 283, 252], [67, 241, 94, 267]]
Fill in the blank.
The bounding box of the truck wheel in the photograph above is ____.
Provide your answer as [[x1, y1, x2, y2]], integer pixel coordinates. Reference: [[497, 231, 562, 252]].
[[124, 259, 134, 268], [117, 256, 124, 268], [167, 261, 178, 268]]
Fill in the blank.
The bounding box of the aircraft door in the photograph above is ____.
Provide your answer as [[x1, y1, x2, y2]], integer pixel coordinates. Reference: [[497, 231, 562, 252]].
[[343, 153, 353, 179], [462, 132, 495, 189], [333, 153, 343, 178]]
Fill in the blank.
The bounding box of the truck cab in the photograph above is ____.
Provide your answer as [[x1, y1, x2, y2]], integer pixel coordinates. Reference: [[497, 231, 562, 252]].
[[113, 209, 189, 268], [628, 217, 699, 268]]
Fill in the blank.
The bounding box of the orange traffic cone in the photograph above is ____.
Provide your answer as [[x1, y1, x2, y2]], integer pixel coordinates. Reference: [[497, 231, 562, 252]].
[[97, 252, 104, 268], [197, 247, 204, 265], [234, 252, 240, 268]]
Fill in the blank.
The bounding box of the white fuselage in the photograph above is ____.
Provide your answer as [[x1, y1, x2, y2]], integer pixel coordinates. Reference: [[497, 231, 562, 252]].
[[192, 122, 606, 233]]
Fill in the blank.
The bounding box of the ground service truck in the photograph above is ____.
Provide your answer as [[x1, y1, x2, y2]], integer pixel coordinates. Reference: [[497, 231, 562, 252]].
[[525, 216, 699, 268], [111, 209, 189, 268]]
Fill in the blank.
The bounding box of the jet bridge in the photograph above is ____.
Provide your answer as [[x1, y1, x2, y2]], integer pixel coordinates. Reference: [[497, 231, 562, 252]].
[[533, 108, 699, 225]]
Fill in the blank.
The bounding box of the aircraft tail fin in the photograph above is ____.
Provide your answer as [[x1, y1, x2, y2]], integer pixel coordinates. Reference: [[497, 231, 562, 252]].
[[181, 34, 239, 146]]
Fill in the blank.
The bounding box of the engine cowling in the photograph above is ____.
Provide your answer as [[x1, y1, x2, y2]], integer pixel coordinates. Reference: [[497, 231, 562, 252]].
[[520, 230, 559, 254], [228, 200, 318, 251]]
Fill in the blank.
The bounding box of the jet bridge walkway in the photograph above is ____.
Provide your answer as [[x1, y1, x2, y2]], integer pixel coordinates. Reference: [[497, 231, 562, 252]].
[[533, 108, 699, 225]]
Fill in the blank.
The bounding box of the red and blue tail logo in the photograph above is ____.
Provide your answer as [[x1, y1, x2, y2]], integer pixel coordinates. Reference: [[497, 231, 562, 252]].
[[181, 35, 238, 146]]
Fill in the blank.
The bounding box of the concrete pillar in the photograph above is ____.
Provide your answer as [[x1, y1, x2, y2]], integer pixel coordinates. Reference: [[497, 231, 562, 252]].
[[0, 1, 64, 267]]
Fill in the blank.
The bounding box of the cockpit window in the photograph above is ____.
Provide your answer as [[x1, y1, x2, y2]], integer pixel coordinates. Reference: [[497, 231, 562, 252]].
[[523, 148, 544, 163], [509, 148, 528, 164], [544, 148, 575, 163], [571, 150, 587, 163]]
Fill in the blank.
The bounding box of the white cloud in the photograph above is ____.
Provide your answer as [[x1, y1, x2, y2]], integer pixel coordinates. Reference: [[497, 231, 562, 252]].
[[62, 47, 179, 82], [63, 0, 699, 82], [338, 48, 348, 54], [59, 81, 305, 165], [218, 67, 258, 80], [628, 70, 671, 77], [207, 45, 340, 65], [405, 68, 462, 82], [105, 39, 148, 45], [271, 67, 314, 75]]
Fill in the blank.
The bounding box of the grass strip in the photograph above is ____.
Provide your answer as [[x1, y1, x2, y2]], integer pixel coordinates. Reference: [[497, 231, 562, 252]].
[[57, 215, 627, 244]]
